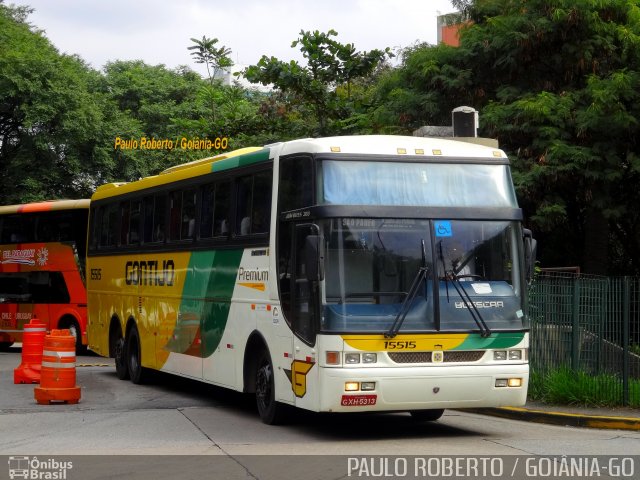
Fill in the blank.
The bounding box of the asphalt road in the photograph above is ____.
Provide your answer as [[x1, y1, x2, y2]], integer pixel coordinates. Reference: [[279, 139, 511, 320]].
[[1, 347, 639, 479]]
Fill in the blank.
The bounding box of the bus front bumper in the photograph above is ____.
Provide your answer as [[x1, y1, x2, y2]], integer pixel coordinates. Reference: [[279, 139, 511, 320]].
[[318, 364, 529, 413]]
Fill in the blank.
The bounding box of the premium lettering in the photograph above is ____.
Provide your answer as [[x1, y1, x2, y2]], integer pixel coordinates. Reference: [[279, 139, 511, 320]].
[[237, 267, 268, 282]]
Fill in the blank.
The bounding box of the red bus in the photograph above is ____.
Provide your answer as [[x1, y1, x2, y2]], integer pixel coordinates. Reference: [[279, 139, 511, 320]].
[[0, 199, 89, 352]]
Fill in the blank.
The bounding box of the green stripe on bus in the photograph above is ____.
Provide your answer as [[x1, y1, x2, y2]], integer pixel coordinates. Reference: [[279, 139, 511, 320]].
[[169, 249, 244, 357], [454, 332, 525, 350], [211, 148, 270, 173]]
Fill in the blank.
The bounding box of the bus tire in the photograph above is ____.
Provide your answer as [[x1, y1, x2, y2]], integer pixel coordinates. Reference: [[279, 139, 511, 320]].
[[255, 349, 285, 425], [409, 409, 445, 422], [126, 325, 147, 385], [114, 337, 129, 380], [0, 342, 13, 351], [60, 318, 87, 355]]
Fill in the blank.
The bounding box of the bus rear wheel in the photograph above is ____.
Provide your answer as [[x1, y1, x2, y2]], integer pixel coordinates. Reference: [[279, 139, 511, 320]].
[[409, 409, 445, 422], [255, 350, 285, 425], [114, 337, 129, 380], [126, 326, 148, 385]]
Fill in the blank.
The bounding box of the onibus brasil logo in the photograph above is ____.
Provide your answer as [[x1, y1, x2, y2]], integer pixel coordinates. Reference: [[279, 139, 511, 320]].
[[8, 456, 72, 479]]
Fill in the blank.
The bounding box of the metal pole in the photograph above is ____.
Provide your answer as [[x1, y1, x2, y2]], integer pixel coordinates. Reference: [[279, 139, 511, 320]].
[[623, 276, 630, 406], [571, 277, 580, 371]]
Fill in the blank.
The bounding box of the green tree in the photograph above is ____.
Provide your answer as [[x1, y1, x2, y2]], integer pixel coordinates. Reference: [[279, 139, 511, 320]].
[[245, 29, 392, 135], [372, 0, 640, 275], [0, 2, 104, 203], [188, 36, 233, 86], [188, 36, 234, 125], [98, 60, 215, 179]]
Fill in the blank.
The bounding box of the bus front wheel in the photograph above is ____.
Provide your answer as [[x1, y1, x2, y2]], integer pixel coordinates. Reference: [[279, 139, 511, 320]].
[[255, 350, 285, 425], [409, 409, 445, 422]]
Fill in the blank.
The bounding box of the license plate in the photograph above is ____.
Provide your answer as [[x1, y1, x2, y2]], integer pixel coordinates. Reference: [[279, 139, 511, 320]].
[[341, 394, 377, 407]]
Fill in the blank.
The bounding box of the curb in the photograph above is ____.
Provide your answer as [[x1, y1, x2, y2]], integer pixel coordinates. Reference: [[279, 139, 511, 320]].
[[462, 407, 640, 431]]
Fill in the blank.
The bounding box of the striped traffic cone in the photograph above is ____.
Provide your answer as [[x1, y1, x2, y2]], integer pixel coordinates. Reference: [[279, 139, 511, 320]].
[[14, 318, 47, 384], [34, 329, 81, 405]]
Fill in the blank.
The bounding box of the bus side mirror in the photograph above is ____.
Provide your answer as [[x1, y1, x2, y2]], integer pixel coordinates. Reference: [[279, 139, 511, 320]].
[[523, 229, 537, 282], [305, 234, 325, 282]]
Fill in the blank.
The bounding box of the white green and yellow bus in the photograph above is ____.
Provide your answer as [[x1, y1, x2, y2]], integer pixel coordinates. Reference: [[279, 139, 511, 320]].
[[87, 135, 534, 424]]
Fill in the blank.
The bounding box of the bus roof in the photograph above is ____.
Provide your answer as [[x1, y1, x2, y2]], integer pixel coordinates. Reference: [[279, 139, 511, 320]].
[[92, 146, 270, 201], [276, 135, 507, 159], [0, 199, 90, 215], [91, 135, 508, 202]]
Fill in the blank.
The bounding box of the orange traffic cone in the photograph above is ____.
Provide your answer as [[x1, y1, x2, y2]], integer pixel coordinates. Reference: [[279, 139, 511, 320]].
[[14, 318, 47, 384], [34, 329, 81, 405]]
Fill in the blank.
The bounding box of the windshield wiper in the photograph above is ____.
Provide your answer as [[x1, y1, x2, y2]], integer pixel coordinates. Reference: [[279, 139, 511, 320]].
[[446, 271, 492, 338], [385, 239, 429, 339]]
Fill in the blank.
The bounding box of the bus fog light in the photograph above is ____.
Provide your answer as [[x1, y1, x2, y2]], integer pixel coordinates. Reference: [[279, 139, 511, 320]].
[[345, 353, 360, 364], [508, 378, 522, 387], [345, 382, 360, 391], [508, 350, 522, 360], [326, 351, 341, 365], [495, 379, 508, 388], [361, 382, 375, 391], [362, 353, 377, 363], [494, 350, 507, 361]]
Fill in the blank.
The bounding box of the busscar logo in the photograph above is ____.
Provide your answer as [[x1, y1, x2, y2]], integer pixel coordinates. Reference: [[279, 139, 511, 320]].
[[8, 456, 73, 479]]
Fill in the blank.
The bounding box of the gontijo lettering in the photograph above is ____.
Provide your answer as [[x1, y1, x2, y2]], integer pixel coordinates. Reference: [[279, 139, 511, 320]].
[[125, 260, 175, 286]]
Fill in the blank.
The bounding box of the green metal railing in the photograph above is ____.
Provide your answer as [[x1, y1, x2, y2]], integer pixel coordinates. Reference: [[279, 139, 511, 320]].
[[528, 272, 640, 406]]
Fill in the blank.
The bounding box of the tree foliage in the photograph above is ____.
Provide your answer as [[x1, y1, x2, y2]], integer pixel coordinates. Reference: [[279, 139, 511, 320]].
[[0, 2, 104, 202], [373, 0, 640, 274], [244, 29, 392, 135]]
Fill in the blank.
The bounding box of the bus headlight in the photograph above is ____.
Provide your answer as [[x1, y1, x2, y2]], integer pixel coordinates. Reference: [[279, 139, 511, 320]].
[[494, 351, 507, 361], [362, 353, 377, 364], [345, 353, 360, 364], [508, 350, 522, 360]]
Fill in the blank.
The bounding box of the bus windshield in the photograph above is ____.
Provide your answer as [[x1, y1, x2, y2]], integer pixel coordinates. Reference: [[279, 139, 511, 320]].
[[320, 218, 524, 334]]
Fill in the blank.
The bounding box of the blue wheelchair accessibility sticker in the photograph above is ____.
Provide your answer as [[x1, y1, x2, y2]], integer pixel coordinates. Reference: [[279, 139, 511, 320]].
[[434, 221, 452, 237]]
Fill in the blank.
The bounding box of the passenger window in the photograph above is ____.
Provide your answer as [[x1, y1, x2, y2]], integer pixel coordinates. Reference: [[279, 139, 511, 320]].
[[200, 184, 215, 239], [129, 200, 141, 245], [168, 191, 182, 241], [235, 171, 272, 236], [214, 181, 231, 237], [120, 202, 130, 246], [152, 195, 166, 243], [181, 189, 196, 240]]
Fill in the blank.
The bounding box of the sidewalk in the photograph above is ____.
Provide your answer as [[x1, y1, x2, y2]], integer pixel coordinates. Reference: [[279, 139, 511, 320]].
[[464, 401, 640, 431]]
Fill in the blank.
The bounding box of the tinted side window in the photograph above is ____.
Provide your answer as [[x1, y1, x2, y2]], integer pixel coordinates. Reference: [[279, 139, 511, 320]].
[[152, 195, 167, 243], [181, 189, 196, 240], [278, 155, 313, 214], [200, 184, 215, 239], [99, 204, 118, 248], [236, 171, 272, 236], [120, 201, 130, 246], [214, 181, 231, 237], [168, 191, 182, 241], [129, 200, 141, 245]]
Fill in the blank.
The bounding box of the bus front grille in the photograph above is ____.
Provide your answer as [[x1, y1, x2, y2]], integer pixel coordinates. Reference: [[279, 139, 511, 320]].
[[387, 350, 485, 364]]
